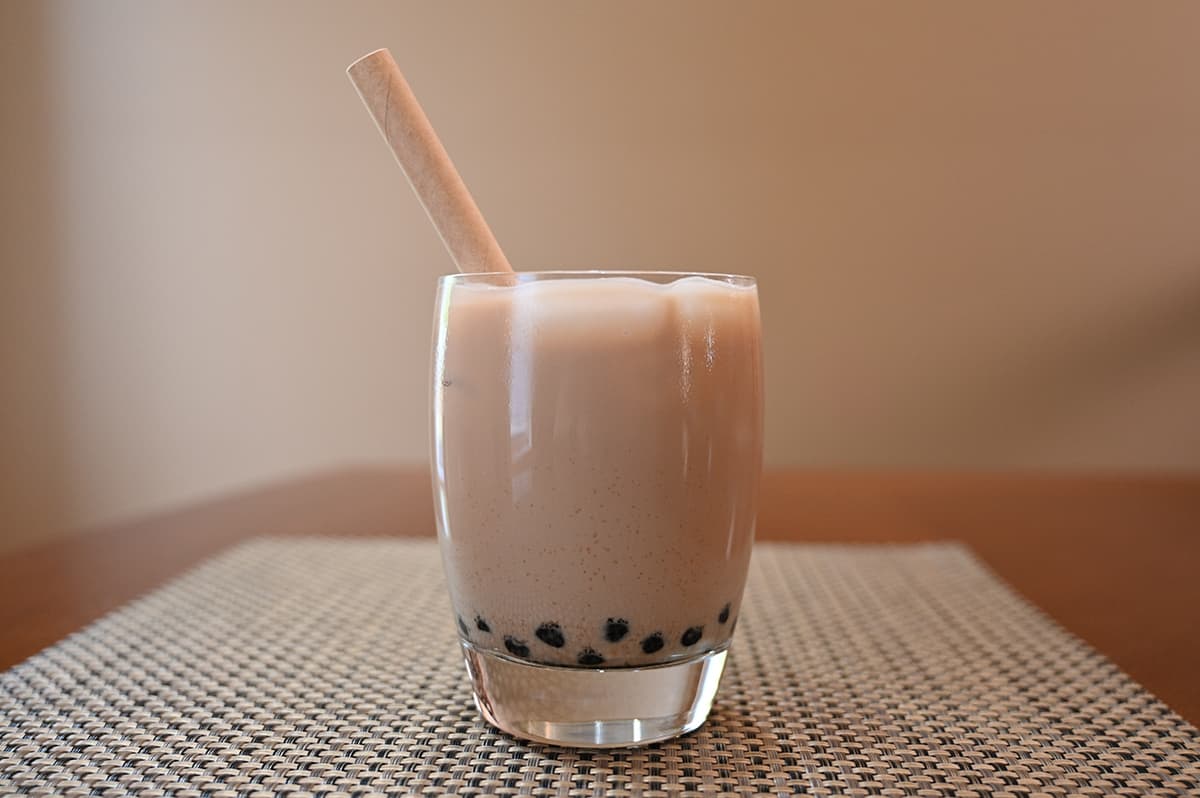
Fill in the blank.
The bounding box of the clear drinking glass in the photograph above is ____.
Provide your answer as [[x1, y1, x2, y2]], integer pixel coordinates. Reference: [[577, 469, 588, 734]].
[[430, 271, 763, 747]]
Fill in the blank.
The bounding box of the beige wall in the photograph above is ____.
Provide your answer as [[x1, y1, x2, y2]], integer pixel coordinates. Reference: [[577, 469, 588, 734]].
[[3, 1, 1199, 553]]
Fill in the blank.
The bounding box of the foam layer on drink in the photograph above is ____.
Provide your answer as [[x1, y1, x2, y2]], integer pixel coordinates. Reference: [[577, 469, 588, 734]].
[[433, 275, 762, 668]]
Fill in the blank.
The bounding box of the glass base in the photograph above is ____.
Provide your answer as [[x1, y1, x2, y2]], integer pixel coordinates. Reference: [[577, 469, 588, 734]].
[[460, 639, 728, 747]]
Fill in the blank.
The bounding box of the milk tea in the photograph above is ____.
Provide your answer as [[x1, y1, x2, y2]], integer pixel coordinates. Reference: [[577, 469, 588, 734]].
[[432, 273, 762, 668]]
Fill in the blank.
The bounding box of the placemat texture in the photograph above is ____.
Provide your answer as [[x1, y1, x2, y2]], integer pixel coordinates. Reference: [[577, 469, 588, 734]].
[[1, 539, 1196, 797]]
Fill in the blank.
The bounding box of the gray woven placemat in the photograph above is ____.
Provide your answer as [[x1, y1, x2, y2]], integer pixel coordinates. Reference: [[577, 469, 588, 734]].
[[1, 539, 1197, 797]]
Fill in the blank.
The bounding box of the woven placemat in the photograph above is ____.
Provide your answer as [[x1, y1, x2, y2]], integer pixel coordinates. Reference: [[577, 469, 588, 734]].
[[1, 539, 1196, 797]]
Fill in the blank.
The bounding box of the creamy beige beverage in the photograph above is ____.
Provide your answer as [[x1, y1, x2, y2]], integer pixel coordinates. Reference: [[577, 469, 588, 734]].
[[432, 273, 762, 669]]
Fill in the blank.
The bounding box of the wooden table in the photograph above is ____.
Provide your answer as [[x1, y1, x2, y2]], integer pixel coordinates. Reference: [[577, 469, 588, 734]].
[[2, 467, 1197, 725]]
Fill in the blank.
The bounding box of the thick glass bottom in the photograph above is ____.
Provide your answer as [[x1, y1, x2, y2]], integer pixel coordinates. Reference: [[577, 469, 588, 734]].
[[460, 639, 728, 747]]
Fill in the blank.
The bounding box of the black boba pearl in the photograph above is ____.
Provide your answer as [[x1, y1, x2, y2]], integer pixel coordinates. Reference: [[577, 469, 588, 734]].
[[475, 616, 491, 633], [605, 618, 629, 642], [536, 622, 565, 648], [504, 636, 530, 658], [457, 616, 470, 636], [641, 633, 664, 654], [718, 603, 731, 624], [577, 648, 605, 666], [681, 626, 703, 646]]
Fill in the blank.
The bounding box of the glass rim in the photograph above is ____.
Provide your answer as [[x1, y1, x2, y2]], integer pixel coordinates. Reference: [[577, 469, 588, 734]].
[[439, 270, 756, 287]]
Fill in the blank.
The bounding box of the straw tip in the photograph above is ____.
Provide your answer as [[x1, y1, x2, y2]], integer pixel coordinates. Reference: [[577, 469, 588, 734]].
[[347, 48, 394, 75]]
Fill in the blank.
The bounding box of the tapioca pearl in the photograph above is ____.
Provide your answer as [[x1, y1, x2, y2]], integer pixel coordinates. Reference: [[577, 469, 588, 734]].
[[718, 603, 731, 624], [504, 637, 530, 658], [577, 648, 604, 666], [604, 618, 629, 643], [536, 622, 565, 648], [475, 616, 491, 633], [457, 616, 470, 636], [641, 633, 664, 654], [681, 626, 703, 646]]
